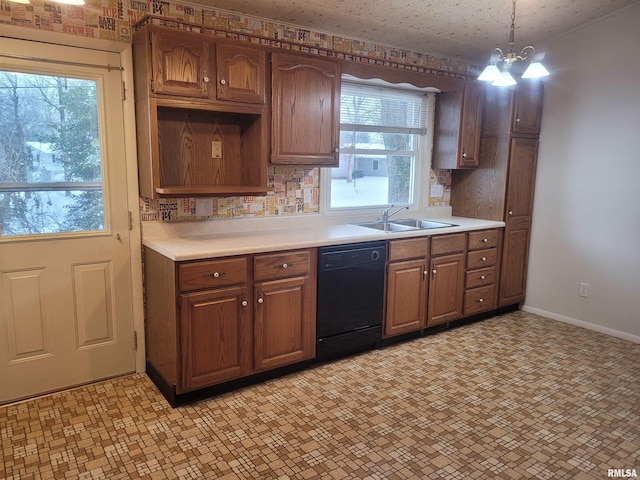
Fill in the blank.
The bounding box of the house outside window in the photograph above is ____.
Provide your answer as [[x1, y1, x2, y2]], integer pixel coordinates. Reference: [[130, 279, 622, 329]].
[[322, 79, 435, 212]]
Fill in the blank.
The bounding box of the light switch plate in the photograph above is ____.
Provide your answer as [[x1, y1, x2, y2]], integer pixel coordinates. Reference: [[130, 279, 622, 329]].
[[212, 140, 222, 158]]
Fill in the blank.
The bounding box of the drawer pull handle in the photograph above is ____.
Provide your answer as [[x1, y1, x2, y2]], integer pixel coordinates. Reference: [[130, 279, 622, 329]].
[[275, 263, 292, 269], [477, 298, 485, 303], [241, 300, 248, 307], [462, 152, 467, 159], [481, 257, 487, 262], [480, 275, 486, 280], [257, 297, 264, 304], [204, 271, 225, 279], [482, 238, 488, 243]]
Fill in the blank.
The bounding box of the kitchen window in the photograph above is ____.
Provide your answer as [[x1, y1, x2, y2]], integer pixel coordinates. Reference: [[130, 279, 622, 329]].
[[322, 79, 435, 212]]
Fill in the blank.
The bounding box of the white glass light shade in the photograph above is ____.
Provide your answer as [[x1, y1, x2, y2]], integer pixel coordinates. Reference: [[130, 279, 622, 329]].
[[522, 61, 550, 79], [492, 71, 517, 87], [478, 64, 501, 82]]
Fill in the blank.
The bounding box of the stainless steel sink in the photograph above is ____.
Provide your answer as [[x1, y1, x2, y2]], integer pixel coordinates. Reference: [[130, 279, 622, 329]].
[[390, 219, 457, 229], [354, 221, 419, 232]]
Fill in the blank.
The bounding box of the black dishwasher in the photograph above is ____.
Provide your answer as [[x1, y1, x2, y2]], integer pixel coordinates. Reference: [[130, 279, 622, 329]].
[[316, 241, 386, 361]]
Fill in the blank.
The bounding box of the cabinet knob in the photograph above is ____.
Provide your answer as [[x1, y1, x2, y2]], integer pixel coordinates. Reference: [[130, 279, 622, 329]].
[[282, 263, 288, 269], [220, 78, 226, 85], [203, 71, 210, 83], [516, 117, 521, 123], [482, 238, 488, 243], [241, 300, 248, 307], [508, 210, 513, 216], [334, 147, 339, 154], [432, 269, 437, 275], [423, 270, 428, 276], [480, 275, 486, 280], [204, 271, 224, 279], [462, 152, 467, 158], [257, 297, 263, 304], [481, 257, 487, 262], [477, 298, 485, 303], [276, 263, 291, 269]]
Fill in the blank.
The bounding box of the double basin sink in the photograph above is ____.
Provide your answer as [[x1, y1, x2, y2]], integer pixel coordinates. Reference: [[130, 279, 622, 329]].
[[354, 219, 457, 232]]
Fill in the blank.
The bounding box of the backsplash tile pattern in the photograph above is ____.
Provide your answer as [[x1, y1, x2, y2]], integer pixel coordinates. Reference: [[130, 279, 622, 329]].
[[139, 166, 319, 221], [2, 0, 455, 221]]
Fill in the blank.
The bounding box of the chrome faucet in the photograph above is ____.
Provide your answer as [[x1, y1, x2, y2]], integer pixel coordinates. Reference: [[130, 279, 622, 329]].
[[381, 205, 409, 223]]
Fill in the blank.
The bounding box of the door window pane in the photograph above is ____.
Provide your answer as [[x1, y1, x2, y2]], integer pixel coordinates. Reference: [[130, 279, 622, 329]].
[[0, 70, 104, 236]]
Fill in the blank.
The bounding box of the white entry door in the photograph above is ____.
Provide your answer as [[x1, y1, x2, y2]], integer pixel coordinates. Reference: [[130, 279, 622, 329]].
[[0, 39, 135, 403]]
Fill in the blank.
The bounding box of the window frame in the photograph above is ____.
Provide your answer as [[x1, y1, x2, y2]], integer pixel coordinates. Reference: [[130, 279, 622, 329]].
[[0, 60, 112, 240], [320, 77, 437, 218]]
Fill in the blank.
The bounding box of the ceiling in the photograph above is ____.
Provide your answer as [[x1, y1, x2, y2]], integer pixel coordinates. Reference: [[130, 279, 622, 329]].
[[190, 0, 639, 65]]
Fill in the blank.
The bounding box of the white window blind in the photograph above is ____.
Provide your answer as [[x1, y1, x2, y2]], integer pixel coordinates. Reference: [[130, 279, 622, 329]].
[[340, 81, 429, 135]]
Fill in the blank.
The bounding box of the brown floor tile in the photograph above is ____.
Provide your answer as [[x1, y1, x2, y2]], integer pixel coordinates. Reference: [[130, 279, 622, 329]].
[[1, 311, 639, 479]]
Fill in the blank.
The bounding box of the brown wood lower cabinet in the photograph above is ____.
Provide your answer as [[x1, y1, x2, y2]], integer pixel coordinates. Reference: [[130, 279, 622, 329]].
[[427, 233, 467, 326], [463, 228, 502, 316], [254, 274, 315, 371], [143, 246, 316, 399], [385, 238, 430, 338], [180, 286, 252, 392], [499, 220, 530, 306]]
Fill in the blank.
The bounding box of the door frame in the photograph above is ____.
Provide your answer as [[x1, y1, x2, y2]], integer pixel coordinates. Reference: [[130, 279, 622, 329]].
[[1, 25, 146, 374]]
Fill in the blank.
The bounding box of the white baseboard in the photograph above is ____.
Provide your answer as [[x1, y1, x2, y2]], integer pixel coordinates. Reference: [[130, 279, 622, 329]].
[[522, 305, 640, 344]]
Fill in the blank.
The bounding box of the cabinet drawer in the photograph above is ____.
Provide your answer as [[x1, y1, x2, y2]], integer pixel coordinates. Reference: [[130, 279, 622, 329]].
[[466, 248, 497, 269], [464, 285, 496, 315], [254, 250, 310, 281], [468, 229, 499, 251], [431, 233, 466, 256], [465, 266, 496, 289], [179, 257, 247, 292], [388, 237, 429, 262]]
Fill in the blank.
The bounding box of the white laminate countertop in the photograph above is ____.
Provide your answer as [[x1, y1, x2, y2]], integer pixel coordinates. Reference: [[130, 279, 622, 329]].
[[142, 215, 505, 261]]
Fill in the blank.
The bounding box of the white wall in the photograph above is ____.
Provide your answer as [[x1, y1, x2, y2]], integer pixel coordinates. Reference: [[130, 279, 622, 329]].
[[524, 3, 640, 341]]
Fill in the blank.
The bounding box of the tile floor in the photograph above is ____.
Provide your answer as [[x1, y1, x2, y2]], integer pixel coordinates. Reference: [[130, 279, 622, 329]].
[[1, 311, 639, 479]]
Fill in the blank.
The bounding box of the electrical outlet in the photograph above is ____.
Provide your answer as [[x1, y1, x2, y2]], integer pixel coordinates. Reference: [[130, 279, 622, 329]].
[[579, 282, 589, 298]]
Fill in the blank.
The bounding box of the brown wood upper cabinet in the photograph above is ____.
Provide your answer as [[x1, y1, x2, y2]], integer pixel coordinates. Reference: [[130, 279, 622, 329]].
[[216, 43, 266, 104], [271, 52, 341, 166], [132, 25, 269, 198], [149, 28, 211, 98], [148, 27, 266, 104], [432, 83, 484, 169]]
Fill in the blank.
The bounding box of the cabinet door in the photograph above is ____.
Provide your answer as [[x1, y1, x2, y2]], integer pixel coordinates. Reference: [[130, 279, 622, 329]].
[[254, 276, 315, 371], [385, 259, 428, 337], [150, 30, 211, 98], [505, 137, 538, 221], [458, 84, 484, 167], [427, 253, 465, 326], [271, 52, 341, 166], [433, 84, 483, 169], [512, 81, 543, 135], [216, 43, 266, 104], [499, 221, 530, 306], [180, 286, 252, 393]]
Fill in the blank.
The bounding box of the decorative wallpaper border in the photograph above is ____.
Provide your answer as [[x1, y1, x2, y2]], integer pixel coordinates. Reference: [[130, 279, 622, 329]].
[[1, 0, 472, 76], [2, 0, 455, 221]]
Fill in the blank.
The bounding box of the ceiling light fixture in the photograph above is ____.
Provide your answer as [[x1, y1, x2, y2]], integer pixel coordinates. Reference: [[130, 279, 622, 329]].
[[478, 0, 549, 86]]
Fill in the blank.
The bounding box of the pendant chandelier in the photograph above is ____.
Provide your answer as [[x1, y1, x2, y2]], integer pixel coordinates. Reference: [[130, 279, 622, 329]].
[[477, 0, 549, 86]]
